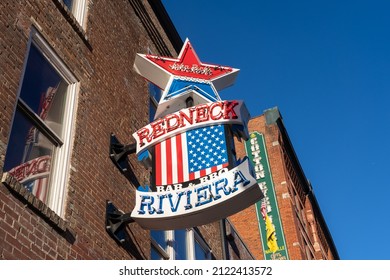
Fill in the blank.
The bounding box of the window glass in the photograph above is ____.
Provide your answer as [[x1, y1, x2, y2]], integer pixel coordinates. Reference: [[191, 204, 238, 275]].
[[151, 230, 170, 260], [149, 83, 162, 103], [63, 0, 73, 10], [44, 81, 67, 137], [19, 45, 67, 137], [151, 230, 167, 251], [151, 246, 164, 260], [4, 110, 54, 203], [174, 229, 188, 260], [4, 110, 55, 170], [149, 83, 161, 121], [194, 239, 209, 260]]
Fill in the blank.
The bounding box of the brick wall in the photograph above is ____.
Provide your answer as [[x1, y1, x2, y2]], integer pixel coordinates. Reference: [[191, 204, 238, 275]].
[[224, 219, 255, 260], [0, 0, 175, 260], [229, 111, 338, 259], [196, 221, 223, 259], [229, 115, 269, 259], [230, 112, 307, 259], [229, 114, 302, 259], [0, 0, 239, 260]]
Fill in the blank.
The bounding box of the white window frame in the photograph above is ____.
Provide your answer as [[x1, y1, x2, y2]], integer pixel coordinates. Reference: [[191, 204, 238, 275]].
[[72, 0, 88, 28], [151, 230, 174, 260], [151, 229, 212, 260], [188, 229, 212, 260], [151, 238, 170, 260], [151, 230, 171, 260], [24, 29, 78, 217], [63, 0, 88, 28]]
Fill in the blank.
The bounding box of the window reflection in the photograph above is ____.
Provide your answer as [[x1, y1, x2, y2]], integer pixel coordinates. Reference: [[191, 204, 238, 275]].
[[151, 247, 164, 260], [149, 83, 161, 122], [194, 239, 208, 260], [149, 83, 162, 103], [19, 45, 66, 138], [3, 43, 67, 204], [63, 0, 73, 10], [151, 230, 167, 251], [5, 111, 54, 202], [174, 230, 187, 260]]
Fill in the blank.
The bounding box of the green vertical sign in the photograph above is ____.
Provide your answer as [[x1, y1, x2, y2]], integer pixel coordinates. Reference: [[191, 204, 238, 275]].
[[245, 132, 289, 260]]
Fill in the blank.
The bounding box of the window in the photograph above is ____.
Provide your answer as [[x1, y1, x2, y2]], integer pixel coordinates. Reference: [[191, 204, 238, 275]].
[[149, 82, 162, 121], [147, 45, 163, 122], [191, 229, 212, 260], [63, 0, 73, 9], [151, 230, 170, 260], [62, 0, 88, 28], [3, 29, 78, 217], [174, 229, 188, 260], [151, 229, 212, 260], [194, 238, 210, 260]]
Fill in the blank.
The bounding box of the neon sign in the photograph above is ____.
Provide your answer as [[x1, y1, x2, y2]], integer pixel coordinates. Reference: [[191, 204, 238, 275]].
[[131, 160, 260, 229], [107, 39, 263, 232]]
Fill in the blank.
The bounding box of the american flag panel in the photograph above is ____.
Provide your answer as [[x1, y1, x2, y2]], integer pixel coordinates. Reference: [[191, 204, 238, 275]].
[[154, 125, 229, 186]]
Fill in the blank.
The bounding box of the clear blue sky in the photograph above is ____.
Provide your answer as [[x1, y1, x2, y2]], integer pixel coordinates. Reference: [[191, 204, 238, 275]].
[[162, 0, 390, 260]]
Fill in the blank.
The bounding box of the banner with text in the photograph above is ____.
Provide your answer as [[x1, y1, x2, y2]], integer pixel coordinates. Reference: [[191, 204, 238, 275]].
[[245, 132, 289, 260]]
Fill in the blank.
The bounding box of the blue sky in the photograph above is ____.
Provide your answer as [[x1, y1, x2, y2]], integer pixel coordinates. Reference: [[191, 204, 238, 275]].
[[162, 0, 390, 260]]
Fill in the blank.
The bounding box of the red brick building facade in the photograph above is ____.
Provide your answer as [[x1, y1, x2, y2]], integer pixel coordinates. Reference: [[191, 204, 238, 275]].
[[0, 0, 252, 260], [0, 0, 338, 261], [229, 108, 339, 260]]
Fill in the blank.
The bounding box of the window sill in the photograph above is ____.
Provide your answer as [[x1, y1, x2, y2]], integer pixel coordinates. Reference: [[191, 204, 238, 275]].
[[1, 172, 69, 232]]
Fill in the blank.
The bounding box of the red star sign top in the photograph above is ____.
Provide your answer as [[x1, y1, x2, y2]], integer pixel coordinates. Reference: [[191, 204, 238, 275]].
[[133, 38, 239, 92]]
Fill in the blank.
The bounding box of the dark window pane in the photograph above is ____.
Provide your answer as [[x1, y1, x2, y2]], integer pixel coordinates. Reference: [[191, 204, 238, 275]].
[[194, 239, 208, 260], [63, 0, 73, 10], [151, 230, 167, 250], [4, 110, 54, 203], [151, 246, 164, 260], [174, 230, 187, 260], [149, 83, 162, 104], [19, 44, 66, 138], [149, 83, 161, 121]]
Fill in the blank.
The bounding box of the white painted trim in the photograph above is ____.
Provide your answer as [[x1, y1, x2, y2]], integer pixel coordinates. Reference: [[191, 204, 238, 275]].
[[48, 82, 79, 216], [31, 29, 77, 83], [187, 229, 195, 260], [72, 0, 88, 28], [29, 29, 79, 217], [190, 229, 212, 260], [166, 230, 174, 260]]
